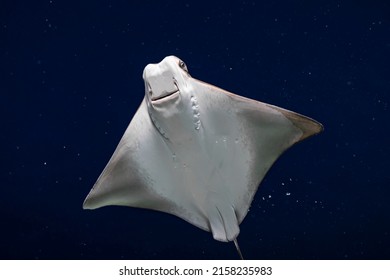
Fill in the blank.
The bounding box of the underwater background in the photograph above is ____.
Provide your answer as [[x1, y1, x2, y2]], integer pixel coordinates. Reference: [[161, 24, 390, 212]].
[[1, 0, 389, 259]]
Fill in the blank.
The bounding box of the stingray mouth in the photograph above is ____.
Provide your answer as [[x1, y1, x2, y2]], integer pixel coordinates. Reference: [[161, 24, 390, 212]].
[[151, 89, 180, 102]]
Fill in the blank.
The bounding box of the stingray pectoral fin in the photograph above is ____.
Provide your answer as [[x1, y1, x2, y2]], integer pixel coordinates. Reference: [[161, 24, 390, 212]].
[[82, 143, 146, 210], [194, 79, 323, 145], [82, 140, 174, 211], [195, 82, 323, 226], [83, 101, 172, 211], [226, 91, 323, 145], [231, 94, 323, 157]]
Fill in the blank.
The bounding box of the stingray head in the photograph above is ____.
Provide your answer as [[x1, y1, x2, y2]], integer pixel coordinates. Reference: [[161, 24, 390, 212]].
[[143, 56, 199, 140], [143, 56, 191, 105]]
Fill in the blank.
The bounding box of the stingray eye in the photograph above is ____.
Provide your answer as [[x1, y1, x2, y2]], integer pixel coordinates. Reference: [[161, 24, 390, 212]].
[[179, 60, 188, 72]]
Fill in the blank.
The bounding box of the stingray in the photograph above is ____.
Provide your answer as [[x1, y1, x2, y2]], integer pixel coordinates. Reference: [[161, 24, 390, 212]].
[[83, 55, 323, 258]]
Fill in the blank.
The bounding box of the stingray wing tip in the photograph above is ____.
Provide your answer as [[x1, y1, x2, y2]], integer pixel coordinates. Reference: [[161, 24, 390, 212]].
[[82, 195, 96, 210]]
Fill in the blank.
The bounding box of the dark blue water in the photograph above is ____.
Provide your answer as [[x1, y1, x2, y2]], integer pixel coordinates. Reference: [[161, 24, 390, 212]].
[[1, 0, 389, 259]]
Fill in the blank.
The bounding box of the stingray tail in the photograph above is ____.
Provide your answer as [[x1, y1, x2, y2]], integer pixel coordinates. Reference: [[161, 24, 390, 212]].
[[233, 238, 244, 260]]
